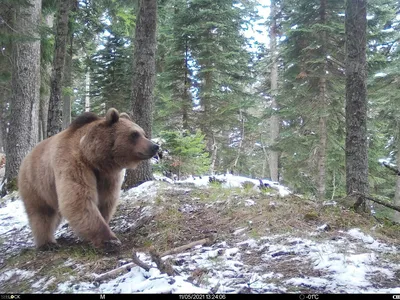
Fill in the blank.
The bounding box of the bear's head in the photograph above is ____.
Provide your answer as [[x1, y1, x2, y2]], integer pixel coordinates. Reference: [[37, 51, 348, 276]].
[[79, 108, 159, 170]]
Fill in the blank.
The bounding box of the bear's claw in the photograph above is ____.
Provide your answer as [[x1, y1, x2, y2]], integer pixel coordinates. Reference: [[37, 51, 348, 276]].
[[102, 239, 122, 253]]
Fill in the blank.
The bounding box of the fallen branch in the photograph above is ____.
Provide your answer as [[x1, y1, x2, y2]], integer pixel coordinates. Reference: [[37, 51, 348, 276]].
[[352, 192, 400, 213], [132, 250, 151, 271], [93, 250, 152, 282], [149, 247, 175, 276], [160, 237, 214, 257], [382, 162, 400, 176], [93, 262, 136, 282]]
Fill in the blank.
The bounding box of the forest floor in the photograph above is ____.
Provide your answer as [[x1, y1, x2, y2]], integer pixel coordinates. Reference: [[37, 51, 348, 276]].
[[0, 175, 400, 294]]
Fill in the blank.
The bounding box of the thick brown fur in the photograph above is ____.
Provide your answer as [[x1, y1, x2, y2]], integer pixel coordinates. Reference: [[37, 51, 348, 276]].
[[18, 108, 159, 252]]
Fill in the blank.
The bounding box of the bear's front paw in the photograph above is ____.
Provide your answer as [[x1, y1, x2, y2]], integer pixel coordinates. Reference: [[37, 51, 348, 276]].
[[102, 239, 122, 253], [37, 242, 61, 252]]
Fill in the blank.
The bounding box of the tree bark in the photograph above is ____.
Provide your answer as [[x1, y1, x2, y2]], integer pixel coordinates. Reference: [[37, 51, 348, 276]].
[[123, 0, 157, 189], [39, 13, 55, 141], [2, 0, 42, 195], [0, 78, 9, 154], [47, 0, 72, 137], [394, 121, 400, 222], [345, 0, 368, 212], [201, 59, 215, 174], [0, 98, 6, 153], [85, 68, 90, 112], [0, 2, 13, 153], [317, 0, 328, 200], [268, 0, 279, 182], [62, 30, 73, 129]]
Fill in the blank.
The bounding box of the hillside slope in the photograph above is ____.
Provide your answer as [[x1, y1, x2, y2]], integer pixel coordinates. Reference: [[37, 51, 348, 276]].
[[0, 175, 399, 293]]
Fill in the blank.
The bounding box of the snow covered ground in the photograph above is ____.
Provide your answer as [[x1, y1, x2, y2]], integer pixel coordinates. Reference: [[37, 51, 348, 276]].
[[0, 174, 399, 294]]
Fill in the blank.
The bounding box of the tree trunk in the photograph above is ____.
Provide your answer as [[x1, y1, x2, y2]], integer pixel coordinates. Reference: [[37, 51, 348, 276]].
[[233, 109, 244, 170], [47, 0, 72, 137], [85, 68, 90, 112], [317, 0, 328, 200], [62, 31, 73, 129], [268, 0, 279, 182], [0, 97, 5, 153], [0, 79, 9, 154], [201, 61, 215, 174], [39, 13, 55, 141], [345, 0, 368, 212], [394, 122, 400, 222], [2, 0, 42, 195], [0, 2, 13, 154], [123, 0, 157, 189], [182, 37, 190, 131]]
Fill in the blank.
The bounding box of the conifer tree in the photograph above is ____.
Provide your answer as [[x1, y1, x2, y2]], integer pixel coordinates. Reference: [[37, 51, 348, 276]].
[[123, 0, 158, 189], [345, 0, 368, 211], [47, 0, 73, 137], [2, 0, 42, 195]]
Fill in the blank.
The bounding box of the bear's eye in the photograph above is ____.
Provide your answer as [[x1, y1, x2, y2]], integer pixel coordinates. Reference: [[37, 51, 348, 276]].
[[131, 131, 140, 141]]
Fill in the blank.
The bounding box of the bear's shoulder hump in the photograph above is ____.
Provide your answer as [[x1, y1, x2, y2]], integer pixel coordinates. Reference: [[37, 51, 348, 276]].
[[69, 112, 101, 131]]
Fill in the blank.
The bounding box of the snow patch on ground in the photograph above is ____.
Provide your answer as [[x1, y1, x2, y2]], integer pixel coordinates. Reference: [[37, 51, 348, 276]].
[[177, 174, 291, 197], [0, 196, 29, 235], [1, 176, 399, 293], [0, 268, 36, 282]]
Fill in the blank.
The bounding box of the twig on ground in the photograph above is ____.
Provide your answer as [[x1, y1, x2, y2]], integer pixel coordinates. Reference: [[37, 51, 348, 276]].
[[132, 250, 151, 271], [160, 237, 214, 257], [149, 247, 175, 276], [93, 262, 136, 282], [93, 250, 152, 281]]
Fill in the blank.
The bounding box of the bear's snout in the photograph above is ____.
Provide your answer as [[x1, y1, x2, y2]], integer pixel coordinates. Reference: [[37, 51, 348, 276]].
[[151, 143, 159, 155]]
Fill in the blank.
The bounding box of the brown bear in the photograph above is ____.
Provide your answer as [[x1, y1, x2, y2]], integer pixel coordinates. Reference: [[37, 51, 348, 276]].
[[18, 108, 159, 252]]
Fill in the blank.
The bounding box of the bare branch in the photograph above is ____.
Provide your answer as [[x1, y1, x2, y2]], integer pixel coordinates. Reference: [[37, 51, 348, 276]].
[[160, 237, 214, 258]]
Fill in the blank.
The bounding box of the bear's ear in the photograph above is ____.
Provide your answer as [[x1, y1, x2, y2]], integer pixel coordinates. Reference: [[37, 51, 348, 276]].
[[120, 112, 132, 121], [105, 108, 119, 125]]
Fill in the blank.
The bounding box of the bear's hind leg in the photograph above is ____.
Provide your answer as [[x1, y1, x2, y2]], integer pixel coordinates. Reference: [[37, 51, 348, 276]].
[[25, 202, 61, 250]]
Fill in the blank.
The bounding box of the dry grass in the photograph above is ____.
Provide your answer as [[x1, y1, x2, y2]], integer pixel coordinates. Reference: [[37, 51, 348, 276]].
[[1, 182, 397, 293]]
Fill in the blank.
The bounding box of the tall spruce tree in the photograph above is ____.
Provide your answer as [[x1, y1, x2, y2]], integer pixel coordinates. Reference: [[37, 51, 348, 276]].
[[2, 0, 42, 195], [277, 0, 346, 197], [47, 0, 73, 137], [345, 0, 368, 211], [123, 0, 158, 189], [0, 0, 14, 153], [268, 0, 280, 182]]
